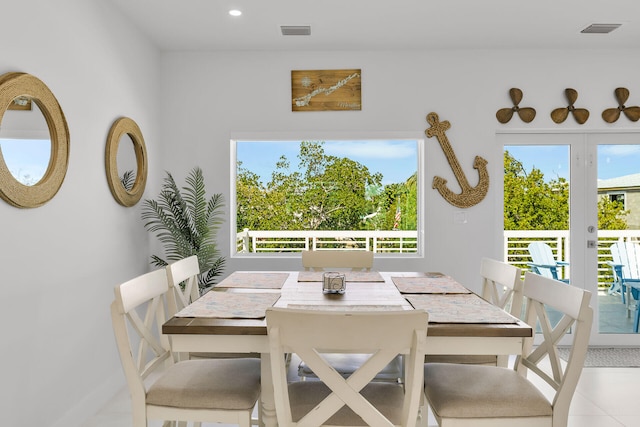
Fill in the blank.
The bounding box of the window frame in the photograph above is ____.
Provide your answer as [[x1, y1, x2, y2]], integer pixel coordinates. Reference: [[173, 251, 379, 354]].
[[607, 191, 626, 210], [230, 131, 425, 259]]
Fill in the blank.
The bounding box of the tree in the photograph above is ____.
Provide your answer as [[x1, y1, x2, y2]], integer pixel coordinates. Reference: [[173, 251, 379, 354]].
[[504, 150, 569, 230], [598, 197, 628, 230], [504, 150, 627, 230], [236, 141, 384, 231], [236, 141, 419, 234]]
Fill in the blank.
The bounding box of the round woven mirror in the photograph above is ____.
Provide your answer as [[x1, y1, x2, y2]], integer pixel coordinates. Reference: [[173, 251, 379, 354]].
[[105, 117, 147, 206], [0, 72, 70, 208]]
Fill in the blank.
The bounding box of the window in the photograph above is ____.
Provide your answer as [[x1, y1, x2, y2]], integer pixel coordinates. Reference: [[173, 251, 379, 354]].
[[608, 192, 626, 209], [232, 138, 422, 256]]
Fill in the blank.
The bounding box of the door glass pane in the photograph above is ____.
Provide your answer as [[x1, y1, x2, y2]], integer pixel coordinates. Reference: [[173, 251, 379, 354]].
[[504, 145, 570, 328], [597, 143, 640, 334]]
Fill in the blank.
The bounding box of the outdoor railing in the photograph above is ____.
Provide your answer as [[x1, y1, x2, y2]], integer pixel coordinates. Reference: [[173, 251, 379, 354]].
[[237, 228, 640, 288], [504, 229, 640, 288], [236, 229, 418, 253]]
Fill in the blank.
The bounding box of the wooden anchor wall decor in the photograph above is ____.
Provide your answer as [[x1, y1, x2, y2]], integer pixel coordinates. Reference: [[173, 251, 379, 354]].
[[425, 112, 489, 208]]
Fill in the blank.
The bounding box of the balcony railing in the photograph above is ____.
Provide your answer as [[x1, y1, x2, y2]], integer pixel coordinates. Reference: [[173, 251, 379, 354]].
[[236, 229, 418, 254], [504, 229, 640, 288], [236, 228, 640, 288]]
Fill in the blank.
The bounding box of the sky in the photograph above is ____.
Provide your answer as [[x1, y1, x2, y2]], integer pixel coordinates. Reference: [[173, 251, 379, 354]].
[[505, 144, 640, 182], [236, 139, 418, 185], [0, 139, 49, 184]]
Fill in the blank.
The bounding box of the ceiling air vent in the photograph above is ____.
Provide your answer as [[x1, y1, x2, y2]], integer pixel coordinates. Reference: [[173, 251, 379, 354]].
[[580, 23, 621, 34], [281, 25, 311, 36]]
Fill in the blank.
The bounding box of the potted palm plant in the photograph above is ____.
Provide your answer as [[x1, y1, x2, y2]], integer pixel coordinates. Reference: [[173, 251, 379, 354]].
[[141, 166, 225, 291]]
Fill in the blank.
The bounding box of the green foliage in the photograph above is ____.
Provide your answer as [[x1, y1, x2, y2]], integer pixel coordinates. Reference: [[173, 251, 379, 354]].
[[504, 150, 627, 230], [120, 170, 136, 191], [236, 141, 417, 233], [142, 167, 225, 291], [598, 197, 629, 230]]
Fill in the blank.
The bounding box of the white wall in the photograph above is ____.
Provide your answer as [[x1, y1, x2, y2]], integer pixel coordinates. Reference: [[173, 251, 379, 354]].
[[0, 1, 161, 426], [4, 3, 640, 424], [160, 48, 640, 290]]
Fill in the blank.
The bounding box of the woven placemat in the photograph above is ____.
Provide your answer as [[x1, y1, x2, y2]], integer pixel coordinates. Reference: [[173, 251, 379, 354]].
[[175, 291, 280, 318], [214, 272, 289, 289], [391, 275, 471, 294], [405, 294, 517, 324]]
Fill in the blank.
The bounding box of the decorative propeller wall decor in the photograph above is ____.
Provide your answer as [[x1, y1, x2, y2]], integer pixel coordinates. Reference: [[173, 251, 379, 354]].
[[496, 88, 536, 123], [551, 88, 589, 124], [602, 87, 640, 123]]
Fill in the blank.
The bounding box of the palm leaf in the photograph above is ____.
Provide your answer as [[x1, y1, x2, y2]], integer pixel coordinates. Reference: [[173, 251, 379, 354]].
[[120, 170, 136, 191], [142, 167, 226, 291]]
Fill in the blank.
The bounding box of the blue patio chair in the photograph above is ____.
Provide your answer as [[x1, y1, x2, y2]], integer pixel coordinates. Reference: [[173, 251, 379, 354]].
[[607, 241, 640, 332], [527, 242, 569, 283]]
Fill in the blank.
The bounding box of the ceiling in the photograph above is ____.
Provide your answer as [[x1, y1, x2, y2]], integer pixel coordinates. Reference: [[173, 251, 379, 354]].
[[107, 0, 640, 51]]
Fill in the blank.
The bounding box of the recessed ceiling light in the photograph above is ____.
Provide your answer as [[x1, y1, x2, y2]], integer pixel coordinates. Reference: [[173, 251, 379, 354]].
[[229, 9, 242, 17]]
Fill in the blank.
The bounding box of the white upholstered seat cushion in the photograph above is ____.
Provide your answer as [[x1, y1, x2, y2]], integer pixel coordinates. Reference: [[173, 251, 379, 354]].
[[147, 358, 261, 410], [424, 363, 552, 419]]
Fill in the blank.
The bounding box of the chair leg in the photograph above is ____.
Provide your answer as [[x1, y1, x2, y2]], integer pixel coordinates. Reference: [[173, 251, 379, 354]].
[[634, 304, 640, 333]]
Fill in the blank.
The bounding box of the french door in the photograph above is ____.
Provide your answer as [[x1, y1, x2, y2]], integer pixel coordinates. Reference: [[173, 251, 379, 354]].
[[500, 131, 640, 346]]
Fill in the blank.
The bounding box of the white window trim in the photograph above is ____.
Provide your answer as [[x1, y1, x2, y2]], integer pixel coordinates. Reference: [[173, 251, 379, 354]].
[[229, 131, 425, 258]]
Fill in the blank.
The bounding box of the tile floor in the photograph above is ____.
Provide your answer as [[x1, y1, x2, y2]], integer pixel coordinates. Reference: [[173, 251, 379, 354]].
[[83, 358, 640, 427], [598, 291, 638, 334]]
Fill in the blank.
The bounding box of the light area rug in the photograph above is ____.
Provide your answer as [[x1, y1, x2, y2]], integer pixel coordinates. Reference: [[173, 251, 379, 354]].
[[557, 347, 640, 367]]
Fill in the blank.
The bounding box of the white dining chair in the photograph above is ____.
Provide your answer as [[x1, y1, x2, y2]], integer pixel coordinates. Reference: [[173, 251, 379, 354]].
[[425, 257, 523, 366], [301, 249, 374, 271], [111, 268, 262, 427], [424, 271, 593, 427], [267, 308, 428, 427], [298, 250, 403, 383], [166, 256, 261, 360]]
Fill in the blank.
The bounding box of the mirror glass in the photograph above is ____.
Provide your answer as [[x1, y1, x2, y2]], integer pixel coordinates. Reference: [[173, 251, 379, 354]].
[[117, 134, 137, 191], [0, 72, 70, 208], [105, 116, 147, 207], [0, 98, 51, 186]]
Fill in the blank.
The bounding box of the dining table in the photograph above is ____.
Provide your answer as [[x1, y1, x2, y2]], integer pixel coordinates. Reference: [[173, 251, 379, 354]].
[[162, 270, 533, 427]]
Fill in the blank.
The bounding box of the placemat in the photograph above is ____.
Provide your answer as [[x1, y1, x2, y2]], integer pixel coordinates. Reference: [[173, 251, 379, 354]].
[[286, 304, 407, 311], [214, 272, 289, 289], [405, 294, 518, 323], [391, 275, 471, 294], [175, 291, 281, 318], [297, 271, 384, 282]]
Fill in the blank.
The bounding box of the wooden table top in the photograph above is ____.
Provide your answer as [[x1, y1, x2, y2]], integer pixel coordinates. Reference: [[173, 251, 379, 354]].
[[162, 271, 532, 339]]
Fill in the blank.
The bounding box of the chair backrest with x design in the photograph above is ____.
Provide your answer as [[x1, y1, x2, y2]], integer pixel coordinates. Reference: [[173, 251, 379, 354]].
[[166, 255, 201, 315], [111, 268, 172, 410], [517, 272, 592, 424], [479, 257, 524, 318], [267, 308, 428, 427]]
